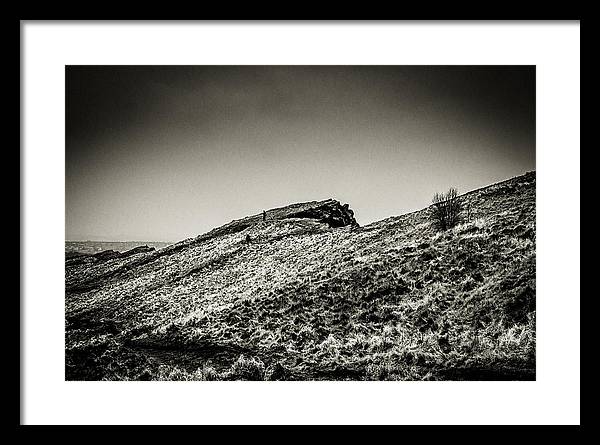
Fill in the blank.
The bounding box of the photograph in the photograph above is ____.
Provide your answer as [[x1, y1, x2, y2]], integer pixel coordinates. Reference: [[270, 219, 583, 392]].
[[65, 65, 537, 381]]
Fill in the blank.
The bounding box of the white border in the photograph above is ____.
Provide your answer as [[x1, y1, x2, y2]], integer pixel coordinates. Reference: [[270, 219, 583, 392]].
[[22, 22, 580, 425]]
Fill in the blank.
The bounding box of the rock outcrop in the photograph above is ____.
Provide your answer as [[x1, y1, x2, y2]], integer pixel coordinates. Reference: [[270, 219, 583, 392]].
[[92, 250, 122, 261], [90, 245, 155, 262], [285, 199, 357, 228], [196, 199, 358, 242], [121, 245, 155, 258]]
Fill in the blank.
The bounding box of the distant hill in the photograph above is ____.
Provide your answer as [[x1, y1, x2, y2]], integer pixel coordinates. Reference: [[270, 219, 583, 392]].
[[66, 241, 173, 256], [65, 171, 536, 381]]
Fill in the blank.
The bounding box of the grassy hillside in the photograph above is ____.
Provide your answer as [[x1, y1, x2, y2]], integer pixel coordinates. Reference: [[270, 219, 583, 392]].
[[65, 171, 536, 380]]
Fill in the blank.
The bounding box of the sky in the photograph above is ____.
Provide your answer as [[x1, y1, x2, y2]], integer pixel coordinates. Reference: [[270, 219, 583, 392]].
[[66, 65, 535, 242]]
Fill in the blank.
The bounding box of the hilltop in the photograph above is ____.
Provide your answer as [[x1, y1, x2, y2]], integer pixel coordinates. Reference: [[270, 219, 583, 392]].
[[66, 171, 536, 380]]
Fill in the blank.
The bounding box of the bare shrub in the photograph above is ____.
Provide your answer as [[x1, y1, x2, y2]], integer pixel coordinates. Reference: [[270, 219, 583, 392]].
[[430, 187, 463, 231]]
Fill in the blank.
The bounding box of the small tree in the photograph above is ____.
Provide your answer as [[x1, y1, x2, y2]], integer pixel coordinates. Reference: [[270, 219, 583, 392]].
[[430, 187, 463, 231]]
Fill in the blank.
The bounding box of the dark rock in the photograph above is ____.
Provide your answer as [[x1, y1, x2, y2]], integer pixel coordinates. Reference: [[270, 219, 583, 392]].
[[66, 251, 89, 260], [92, 250, 122, 261], [121, 245, 155, 258], [285, 199, 358, 228], [65, 252, 93, 266]]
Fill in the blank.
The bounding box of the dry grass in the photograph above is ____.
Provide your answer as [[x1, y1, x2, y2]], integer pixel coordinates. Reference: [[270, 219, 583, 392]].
[[66, 171, 536, 381]]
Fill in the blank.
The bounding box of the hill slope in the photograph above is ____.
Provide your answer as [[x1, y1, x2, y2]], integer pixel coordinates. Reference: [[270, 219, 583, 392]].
[[66, 172, 536, 380]]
